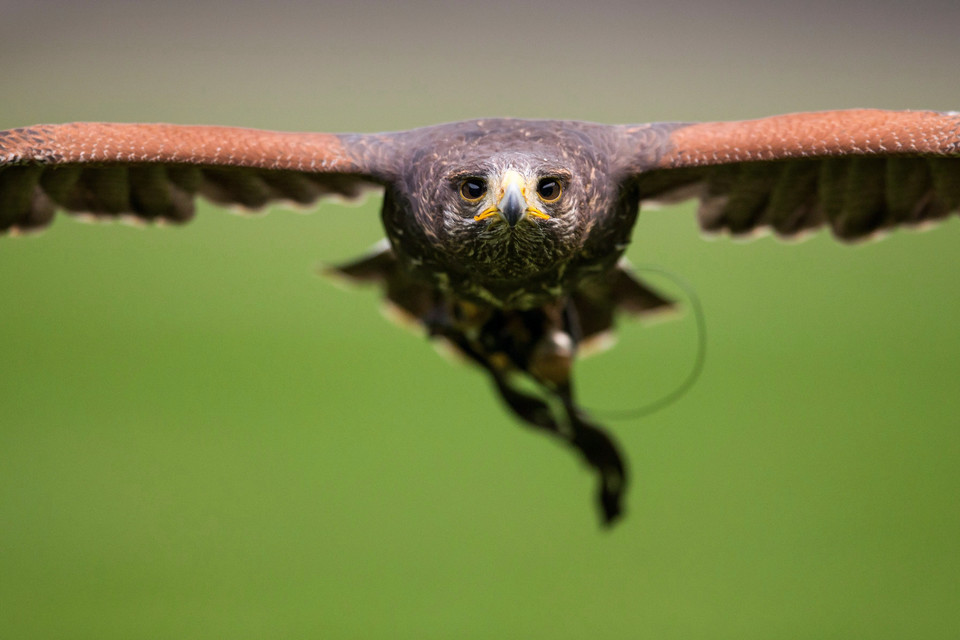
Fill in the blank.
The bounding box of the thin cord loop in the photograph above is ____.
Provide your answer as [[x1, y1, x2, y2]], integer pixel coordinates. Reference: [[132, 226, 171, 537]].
[[590, 265, 707, 420]]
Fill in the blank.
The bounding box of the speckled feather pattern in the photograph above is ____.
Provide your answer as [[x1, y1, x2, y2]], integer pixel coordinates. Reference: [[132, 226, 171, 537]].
[[637, 109, 960, 240], [658, 109, 960, 166], [0, 122, 386, 232], [0, 122, 363, 170]]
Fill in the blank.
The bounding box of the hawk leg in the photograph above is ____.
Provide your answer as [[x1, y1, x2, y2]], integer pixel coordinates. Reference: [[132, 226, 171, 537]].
[[327, 245, 674, 525], [436, 305, 628, 526], [500, 376, 627, 525]]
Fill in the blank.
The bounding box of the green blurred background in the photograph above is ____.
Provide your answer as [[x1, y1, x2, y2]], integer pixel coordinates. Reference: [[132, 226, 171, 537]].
[[1, 1, 958, 637]]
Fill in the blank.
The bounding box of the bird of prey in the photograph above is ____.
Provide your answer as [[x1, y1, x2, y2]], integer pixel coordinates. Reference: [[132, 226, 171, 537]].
[[1, 109, 958, 525]]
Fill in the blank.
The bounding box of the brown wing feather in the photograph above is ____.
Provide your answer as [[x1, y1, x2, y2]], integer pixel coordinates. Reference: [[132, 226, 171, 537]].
[[635, 109, 960, 240], [0, 122, 390, 234]]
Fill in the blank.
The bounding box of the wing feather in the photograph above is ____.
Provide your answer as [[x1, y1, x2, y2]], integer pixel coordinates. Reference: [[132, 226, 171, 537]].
[[635, 110, 960, 240], [0, 122, 391, 234]]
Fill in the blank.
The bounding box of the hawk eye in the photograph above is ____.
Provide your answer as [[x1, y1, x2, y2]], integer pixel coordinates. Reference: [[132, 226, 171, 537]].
[[536, 177, 562, 202], [459, 178, 487, 201]]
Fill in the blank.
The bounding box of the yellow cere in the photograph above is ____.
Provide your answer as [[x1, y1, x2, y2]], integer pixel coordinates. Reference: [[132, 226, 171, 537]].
[[474, 206, 500, 221]]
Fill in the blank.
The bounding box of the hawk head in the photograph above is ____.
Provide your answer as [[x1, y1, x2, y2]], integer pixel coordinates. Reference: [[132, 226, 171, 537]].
[[438, 160, 581, 281], [386, 120, 626, 295]]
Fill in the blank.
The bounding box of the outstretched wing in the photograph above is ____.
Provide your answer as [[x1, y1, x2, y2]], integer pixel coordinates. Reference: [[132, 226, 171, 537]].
[[0, 122, 394, 234], [631, 109, 960, 240]]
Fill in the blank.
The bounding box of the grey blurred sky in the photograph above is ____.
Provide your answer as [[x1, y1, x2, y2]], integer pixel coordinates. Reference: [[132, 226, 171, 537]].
[[1, 0, 958, 131]]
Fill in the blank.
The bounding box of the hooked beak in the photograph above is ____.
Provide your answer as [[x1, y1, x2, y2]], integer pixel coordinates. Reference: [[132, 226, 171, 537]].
[[498, 171, 526, 227], [473, 169, 550, 226]]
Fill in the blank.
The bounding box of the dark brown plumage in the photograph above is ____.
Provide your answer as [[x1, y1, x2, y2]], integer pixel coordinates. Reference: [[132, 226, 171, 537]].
[[2, 109, 959, 524]]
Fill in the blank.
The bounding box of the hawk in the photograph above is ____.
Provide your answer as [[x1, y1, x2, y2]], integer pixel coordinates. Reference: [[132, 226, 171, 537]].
[[1, 109, 958, 525]]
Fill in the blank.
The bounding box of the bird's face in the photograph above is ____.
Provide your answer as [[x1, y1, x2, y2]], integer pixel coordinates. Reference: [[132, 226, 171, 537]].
[[385, 120, 625, 300], [429, 158, 583, 283], [455, 167, 567, 228]]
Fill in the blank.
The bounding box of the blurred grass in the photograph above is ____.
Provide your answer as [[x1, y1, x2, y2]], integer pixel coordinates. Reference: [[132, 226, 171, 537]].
[[2, 197, 958, 639]]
